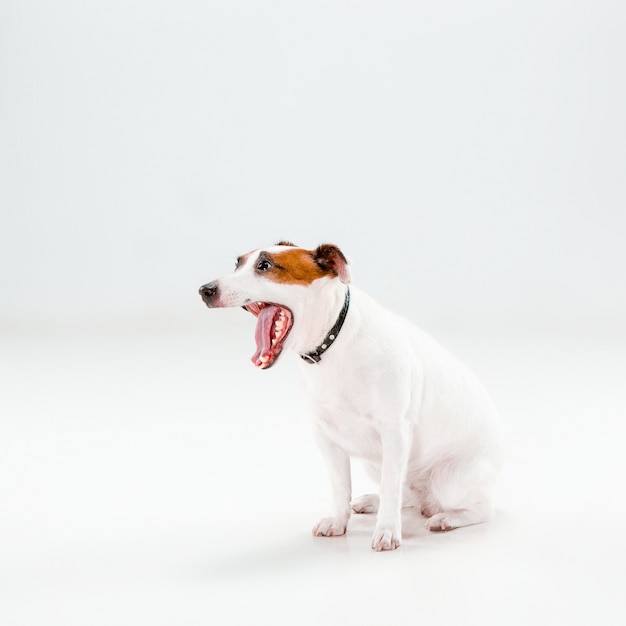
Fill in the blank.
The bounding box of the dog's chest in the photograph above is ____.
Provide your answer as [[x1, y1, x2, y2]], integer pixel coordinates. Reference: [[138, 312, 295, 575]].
[[297, 326, 415, 458], [315, 406, 382, 459], [301, 371, 384, 459]]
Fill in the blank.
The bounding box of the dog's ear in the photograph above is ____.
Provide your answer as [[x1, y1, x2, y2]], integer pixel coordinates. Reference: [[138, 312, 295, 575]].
[[276, 240, 297, 247], [314, 244, 351, 284]]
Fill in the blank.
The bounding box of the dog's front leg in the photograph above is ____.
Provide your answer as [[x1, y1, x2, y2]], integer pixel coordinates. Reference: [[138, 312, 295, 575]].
[[312, 425, 351, 538], [372, 424, 411, 551]]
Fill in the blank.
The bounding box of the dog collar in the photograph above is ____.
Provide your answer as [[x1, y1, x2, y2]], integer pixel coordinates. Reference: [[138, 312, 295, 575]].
[[300, 287, 350, 364]]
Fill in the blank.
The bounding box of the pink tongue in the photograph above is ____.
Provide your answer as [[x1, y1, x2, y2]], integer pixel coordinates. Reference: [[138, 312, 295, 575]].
[[252, 305, 280, 363]]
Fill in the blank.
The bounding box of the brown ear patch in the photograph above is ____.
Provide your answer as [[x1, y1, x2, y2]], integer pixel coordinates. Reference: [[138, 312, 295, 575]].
[[314, 244, 347, 274], [314, 244, 350, 284]]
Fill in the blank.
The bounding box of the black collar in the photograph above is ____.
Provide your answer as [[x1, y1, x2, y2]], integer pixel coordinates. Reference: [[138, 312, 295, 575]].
[[300, 287, 350, 364]]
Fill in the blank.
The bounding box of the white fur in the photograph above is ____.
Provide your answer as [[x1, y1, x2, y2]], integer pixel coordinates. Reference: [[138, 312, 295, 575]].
[[204, 245, 502, 551]]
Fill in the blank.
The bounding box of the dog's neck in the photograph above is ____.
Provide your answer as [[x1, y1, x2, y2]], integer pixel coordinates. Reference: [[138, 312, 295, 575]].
[[299, 287, 350, 364], [285, 280, 351, 357]]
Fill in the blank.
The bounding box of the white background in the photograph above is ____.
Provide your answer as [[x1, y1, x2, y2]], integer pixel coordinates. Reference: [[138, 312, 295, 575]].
[[1, 1, 625, 624]]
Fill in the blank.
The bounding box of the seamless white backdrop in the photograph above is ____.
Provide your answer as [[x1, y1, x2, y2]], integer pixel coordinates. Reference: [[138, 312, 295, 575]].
[[1, 2, 626, 625], [1, 0, 625, 321]]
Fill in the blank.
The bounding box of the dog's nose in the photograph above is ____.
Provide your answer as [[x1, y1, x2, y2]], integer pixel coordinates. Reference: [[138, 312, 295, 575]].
[[199, 282, 218, 302]]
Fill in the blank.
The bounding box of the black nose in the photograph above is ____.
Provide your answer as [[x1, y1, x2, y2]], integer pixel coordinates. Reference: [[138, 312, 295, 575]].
[[199, 282, 218, 303]]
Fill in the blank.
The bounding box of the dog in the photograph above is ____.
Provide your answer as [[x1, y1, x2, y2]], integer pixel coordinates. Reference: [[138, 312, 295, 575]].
[[199, 242, 502, 551]]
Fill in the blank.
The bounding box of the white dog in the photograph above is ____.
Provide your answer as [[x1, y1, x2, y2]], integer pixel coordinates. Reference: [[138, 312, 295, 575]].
[[199, 242, 502, 551]]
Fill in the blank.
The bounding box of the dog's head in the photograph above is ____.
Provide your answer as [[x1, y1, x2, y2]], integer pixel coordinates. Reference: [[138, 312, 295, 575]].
[[199, 242, 351, 369]]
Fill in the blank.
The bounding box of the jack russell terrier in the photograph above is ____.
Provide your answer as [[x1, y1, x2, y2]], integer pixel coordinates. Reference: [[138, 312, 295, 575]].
[[199, 242, 502, 551]]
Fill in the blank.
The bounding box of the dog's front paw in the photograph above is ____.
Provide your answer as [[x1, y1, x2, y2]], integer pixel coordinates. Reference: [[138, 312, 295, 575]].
[[312, 517, 348, 537], [371, 525, 401, 551]]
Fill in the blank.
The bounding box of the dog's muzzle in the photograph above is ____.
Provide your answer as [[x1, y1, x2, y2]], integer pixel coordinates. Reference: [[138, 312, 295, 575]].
[[199, 282, 218, 306]]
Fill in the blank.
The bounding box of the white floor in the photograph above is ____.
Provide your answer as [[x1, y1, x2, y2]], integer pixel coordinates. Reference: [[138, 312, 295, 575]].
[[1, 310, 625, 625]]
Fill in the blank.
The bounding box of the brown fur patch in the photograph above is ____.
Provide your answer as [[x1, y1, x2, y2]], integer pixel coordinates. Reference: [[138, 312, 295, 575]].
[[314, 244, 348, 276], [262, 248, 336, 285]]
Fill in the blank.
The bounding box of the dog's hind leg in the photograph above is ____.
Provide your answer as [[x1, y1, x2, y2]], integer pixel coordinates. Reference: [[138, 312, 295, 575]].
[[403, 471, 442, 517], [351, 494, 379, 514], [424, 458, 496, 532]]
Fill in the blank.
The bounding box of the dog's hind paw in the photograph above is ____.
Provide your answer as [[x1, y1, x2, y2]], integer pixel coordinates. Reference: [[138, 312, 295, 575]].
[[425, 512, 457, 532], [351, 494, 379, 514], [371, 525, 401, 551], [312, 517, 348, 537]]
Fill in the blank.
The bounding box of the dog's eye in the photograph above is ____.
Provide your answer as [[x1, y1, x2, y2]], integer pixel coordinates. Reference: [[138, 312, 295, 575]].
[[257, 260, 272, 272]]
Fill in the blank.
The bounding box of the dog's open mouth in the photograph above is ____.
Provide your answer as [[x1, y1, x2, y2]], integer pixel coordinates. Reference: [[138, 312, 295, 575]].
[[244, 302, 294, 369]]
